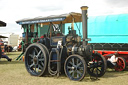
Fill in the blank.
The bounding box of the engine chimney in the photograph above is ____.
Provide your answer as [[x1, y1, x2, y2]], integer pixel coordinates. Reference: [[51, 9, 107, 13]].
[[81, 6, 89, 46]]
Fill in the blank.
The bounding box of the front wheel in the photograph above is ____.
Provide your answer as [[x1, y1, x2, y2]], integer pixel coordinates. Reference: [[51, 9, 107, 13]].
[[114, 57, 126, 71], [87, 53, 107, 77], [64, 55, 87, 81]]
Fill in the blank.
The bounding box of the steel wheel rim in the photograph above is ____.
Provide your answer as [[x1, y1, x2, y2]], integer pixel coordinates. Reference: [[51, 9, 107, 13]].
[[89, 58, 103, 75], [65, 56, 85, 80], [25, 44, 46, 76], [87, 53, 106, 77]]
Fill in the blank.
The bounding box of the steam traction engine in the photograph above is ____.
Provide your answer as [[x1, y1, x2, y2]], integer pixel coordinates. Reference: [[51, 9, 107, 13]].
[[16, 6, 106, 81]]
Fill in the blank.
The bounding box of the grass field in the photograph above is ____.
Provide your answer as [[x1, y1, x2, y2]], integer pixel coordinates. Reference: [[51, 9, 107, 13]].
[[0, 52, 128, 85]]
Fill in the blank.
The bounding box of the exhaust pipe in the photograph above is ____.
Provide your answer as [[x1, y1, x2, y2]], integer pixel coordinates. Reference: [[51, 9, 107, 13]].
[[81, 6, 89, 46]]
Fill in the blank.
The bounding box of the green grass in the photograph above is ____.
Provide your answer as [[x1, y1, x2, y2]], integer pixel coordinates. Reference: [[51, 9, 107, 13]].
[[0, 52, 128, 85]]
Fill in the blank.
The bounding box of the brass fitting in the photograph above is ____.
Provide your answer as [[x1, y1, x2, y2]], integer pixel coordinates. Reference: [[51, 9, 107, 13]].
[[81, 6, 88, 10]]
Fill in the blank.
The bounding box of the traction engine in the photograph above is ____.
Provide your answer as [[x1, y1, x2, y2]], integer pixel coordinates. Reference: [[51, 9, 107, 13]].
[[17, 6, 107, 81]]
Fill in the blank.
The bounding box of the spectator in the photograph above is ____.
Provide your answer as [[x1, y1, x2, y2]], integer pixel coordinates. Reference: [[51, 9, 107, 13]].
[[0, 44, 12, 62]]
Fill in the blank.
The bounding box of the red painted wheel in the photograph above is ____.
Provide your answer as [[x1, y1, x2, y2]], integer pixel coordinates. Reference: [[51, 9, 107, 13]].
[[114, 57, 126, 71]]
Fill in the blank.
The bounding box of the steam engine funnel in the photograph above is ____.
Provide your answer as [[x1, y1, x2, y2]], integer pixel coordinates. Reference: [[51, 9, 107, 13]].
[[81, 6, 89, 46]]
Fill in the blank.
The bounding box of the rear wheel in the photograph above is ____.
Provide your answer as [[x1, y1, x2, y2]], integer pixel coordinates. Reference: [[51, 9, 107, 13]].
[[25, 43, 48, 76], [64, 55, 87, 81], [114, 57, 126, 71], [87, 53, 107, 77]]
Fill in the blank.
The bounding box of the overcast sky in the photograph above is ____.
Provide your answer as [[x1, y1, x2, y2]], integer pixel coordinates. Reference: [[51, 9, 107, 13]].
[[0, 0, 128, 36]]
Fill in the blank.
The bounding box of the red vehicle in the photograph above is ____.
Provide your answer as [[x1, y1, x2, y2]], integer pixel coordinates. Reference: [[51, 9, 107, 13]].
[[92, 43, 128, 71]]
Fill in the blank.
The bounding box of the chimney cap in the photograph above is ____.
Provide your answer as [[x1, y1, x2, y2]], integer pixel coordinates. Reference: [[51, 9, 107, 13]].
[[81, 6, 88, 10]]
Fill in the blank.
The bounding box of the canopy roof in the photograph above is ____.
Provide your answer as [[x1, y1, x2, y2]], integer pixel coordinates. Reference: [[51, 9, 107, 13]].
[[16, 12, 82, 25], [0, 35, 8, 38], [0, 21, 6, 27]]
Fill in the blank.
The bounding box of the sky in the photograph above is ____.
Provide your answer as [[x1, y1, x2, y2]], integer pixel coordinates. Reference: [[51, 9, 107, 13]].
[[0, 0, 128, 36]]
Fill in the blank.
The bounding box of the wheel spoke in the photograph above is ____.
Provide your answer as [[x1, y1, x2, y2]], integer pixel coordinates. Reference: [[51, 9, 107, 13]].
[[39, 58, 44, 61], [67, 66, 72, 69], [36, 50, 42, 58], [72, 58, 75, 66], [77, 73, 80, 78], [34, 48, 38, 54], [29, 54, 34, 58], [69, 70, 73, 74], [97, 68, 101, 73], [120, 66, 123, 69], [77, 70, 82, 75], [41, 61, 44, 67], [71, 70, 75, 77], [77, 62, 82, 67], [78, 67, 84, 70], [30, 63, 34, 68], [33, 50, 36, 56], [69, 61, 73, 66], [38, 64, 43, 69]]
